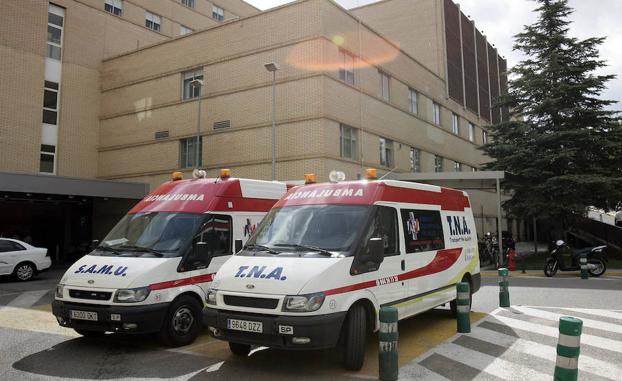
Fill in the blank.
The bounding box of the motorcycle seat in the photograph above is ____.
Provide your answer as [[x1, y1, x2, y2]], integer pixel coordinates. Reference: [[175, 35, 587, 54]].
[[571, 247, 593, 257]]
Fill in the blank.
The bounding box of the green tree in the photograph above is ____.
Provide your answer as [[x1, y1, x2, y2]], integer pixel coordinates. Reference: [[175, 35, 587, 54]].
[[483, 0, 622, 226]]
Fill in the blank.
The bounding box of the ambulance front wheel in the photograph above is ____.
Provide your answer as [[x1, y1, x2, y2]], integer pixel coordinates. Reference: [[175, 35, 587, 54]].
[[342, 304, 366, 370], [229, 342, 251, 356], [159, 295, 202, 347]]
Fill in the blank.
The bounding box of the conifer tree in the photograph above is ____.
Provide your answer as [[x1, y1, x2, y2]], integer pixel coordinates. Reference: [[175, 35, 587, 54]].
[[482, 0, 622, 225]]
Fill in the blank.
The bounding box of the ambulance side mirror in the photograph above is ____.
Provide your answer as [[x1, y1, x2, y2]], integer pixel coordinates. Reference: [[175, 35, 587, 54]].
[[234, 239, 243, 253]]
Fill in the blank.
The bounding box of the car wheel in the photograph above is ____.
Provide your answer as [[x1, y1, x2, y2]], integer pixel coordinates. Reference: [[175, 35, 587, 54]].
[[74, 329, 106, 337], [229, 342, 251, 356], [159, 295, 202, 347], [342, 304, 366, 370], [14, 262, 35, 281]]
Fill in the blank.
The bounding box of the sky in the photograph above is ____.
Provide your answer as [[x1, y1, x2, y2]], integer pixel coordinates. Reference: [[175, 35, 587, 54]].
[[246, 0, 621, 109]]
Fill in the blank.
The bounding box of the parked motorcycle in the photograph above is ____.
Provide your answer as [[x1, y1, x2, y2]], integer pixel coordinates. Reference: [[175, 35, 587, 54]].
[[544, 240, 607, 277]]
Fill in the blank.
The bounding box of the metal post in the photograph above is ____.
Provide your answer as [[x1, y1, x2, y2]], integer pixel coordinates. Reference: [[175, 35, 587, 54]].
[[580, 255, 588, 279], [456, 282, 471, 333], [379, 306, 399, 381], [496, 178, 503, 267], [533, 216, 538, 256], [498, 268, 510, 307], [554, 317, 582, 381], [271, 70, 276, 181], [195, 90, 202, 169]]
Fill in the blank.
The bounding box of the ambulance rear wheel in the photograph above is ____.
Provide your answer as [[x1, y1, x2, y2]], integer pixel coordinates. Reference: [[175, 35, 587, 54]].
[[228, 342, 251, 356], [159, 295, 202, 347], [342, 304, 366, 370]]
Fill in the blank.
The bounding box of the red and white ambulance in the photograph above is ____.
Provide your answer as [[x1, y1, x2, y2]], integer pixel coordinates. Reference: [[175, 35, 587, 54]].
[[203, 171, 480, 369], [53, 170, 286, 346]]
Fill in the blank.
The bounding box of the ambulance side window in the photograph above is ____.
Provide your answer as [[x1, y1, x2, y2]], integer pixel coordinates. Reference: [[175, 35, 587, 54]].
[[183, 214, 232, 271], [377, 206, 398, 256], [400, 209, 445, 253]]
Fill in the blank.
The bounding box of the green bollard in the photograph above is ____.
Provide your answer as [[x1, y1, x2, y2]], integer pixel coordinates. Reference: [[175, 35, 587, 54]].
[[498, 268, 510, 307], [554, 316, 583, 381], [379, 306, 399, 381], [456, 282, 471, 333], [580, 255, 588, 279]]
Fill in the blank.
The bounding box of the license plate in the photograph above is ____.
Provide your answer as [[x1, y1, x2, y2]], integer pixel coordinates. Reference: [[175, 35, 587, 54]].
[[227, 319, 263, 333], [70, 310, 98, 321]]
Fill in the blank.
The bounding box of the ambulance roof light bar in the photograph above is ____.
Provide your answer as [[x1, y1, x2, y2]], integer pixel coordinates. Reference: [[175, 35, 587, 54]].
[[220, 168, 231, 180], [304, 173, 316, 184], [366, 168, 377, 180], [172, 171, 184, 181]]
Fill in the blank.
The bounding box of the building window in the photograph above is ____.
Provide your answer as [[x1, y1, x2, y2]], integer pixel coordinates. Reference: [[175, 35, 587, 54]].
[[339, 124, 358, 160], [181, 0, 195, 8], [451, 113, 460, 135], [434, 155, 444, 172], [42, 81, 59, 125], [212, 6, 224, 21], [432, 102, 441, 125], [338, 49, 355, 85], [453, 161, 462, 172], [468, 122, 475, 142], [182, 69, 203, 100], [483, 130, 488, 144], [408, 88, 418, 114], [180, 25, 193, 35], [379, 137, 394, 168], [104, 0, 123, 16], [409, 147, 420, 172], [379, 70, 390, 101], [47, 6, 64, 61], [40, 144, 56, 174], [145, 11, 161, 32], [180, 137, 203, 168]]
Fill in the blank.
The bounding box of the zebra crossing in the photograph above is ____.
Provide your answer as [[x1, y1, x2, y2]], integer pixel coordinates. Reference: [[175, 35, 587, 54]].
[[0, 289, 53, 308], [399, 306, 622, 381]]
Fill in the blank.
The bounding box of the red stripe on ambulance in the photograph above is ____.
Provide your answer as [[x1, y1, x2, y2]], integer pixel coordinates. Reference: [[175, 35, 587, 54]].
[[323, 248, 462, 296], [149, 273, 216, 291]]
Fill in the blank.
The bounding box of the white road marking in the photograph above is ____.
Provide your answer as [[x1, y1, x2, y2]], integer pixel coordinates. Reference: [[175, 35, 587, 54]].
[[6, 290, 49, 308], [434, 342, 551, 380], [514, 305, 622, 334], [492, 314, 622, 354], [204, 361, 224, 373], [552, 307, 622, 321], [471, 325, 622, 380]]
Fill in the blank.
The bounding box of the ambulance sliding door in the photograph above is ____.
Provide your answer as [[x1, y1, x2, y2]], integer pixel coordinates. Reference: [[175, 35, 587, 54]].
[[398, 208, 448, 318]]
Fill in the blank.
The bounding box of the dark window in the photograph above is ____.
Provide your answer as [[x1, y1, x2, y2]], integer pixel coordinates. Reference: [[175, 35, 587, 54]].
[[42, 109, 57, 125], [179, 137, 203, 168], [184, 214, 232, 270], [47, 25, 62, 44], [48, 12, 63, 27], [40, 153, 55, 173], [400, 209, 445, 253], [44, 81, 59, 90], [340, 124, 358, 160], [182, 0, 195, 8], [44, 89, 58, 109], [41, 144, 56, 153], [338, 49, 355, 85]]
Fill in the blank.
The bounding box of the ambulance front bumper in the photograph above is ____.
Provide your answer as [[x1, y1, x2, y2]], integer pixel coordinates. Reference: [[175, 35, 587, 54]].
[[203, 308, 347, 350], [52, 300, 168, 334]]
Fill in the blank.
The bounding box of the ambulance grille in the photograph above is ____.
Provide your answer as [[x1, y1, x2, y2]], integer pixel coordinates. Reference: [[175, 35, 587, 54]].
[[69, 289, 112, 301], [223, 295, 279, 309]]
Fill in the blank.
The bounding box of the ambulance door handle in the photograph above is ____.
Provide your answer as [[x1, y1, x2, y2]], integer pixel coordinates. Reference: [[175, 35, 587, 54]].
[[401, 259, 405, 271]]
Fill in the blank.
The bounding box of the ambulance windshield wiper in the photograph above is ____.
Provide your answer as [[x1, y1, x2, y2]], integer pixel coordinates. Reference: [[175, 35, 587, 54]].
[[118, 245, 164, 257], [275, 244, 333, 257], [244, 244, 280, 255], [95, 246, 120, 255]]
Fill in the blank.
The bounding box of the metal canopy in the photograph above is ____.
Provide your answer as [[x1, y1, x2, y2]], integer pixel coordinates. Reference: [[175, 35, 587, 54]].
[[0, 171, 149, 199], [389, 171, 506, 263]]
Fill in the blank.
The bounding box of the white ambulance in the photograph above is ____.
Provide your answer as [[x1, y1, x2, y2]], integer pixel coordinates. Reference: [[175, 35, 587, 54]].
[[53, 170, 286, 346], [203, 172, 480, 369]]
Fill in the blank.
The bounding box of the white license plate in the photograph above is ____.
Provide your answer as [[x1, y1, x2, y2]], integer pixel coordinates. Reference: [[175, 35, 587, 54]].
[[70, 310, 98, 321], [227, 319, 263, 333]]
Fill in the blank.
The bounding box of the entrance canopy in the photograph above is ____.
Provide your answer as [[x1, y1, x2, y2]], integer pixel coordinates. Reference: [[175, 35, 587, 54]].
[[0, 171, 149, 199]]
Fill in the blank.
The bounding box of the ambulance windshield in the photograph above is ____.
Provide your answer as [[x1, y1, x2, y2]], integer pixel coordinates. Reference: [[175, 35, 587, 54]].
[[246, 204, 369, 255], [95, 212, 210, 258]]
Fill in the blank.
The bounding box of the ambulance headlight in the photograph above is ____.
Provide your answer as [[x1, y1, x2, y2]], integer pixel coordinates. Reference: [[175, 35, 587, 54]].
[[55, 283, 64, 299], [114, 287, 151, 303], [283, 292, 325, 312], [206, 289, 218, 305]]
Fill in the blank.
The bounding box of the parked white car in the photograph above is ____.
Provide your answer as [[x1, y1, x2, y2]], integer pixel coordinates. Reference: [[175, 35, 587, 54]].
[[0, 238, 51, 281]]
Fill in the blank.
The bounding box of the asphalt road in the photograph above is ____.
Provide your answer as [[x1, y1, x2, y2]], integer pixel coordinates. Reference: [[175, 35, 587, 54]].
[[1, 268, 621, 380]]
